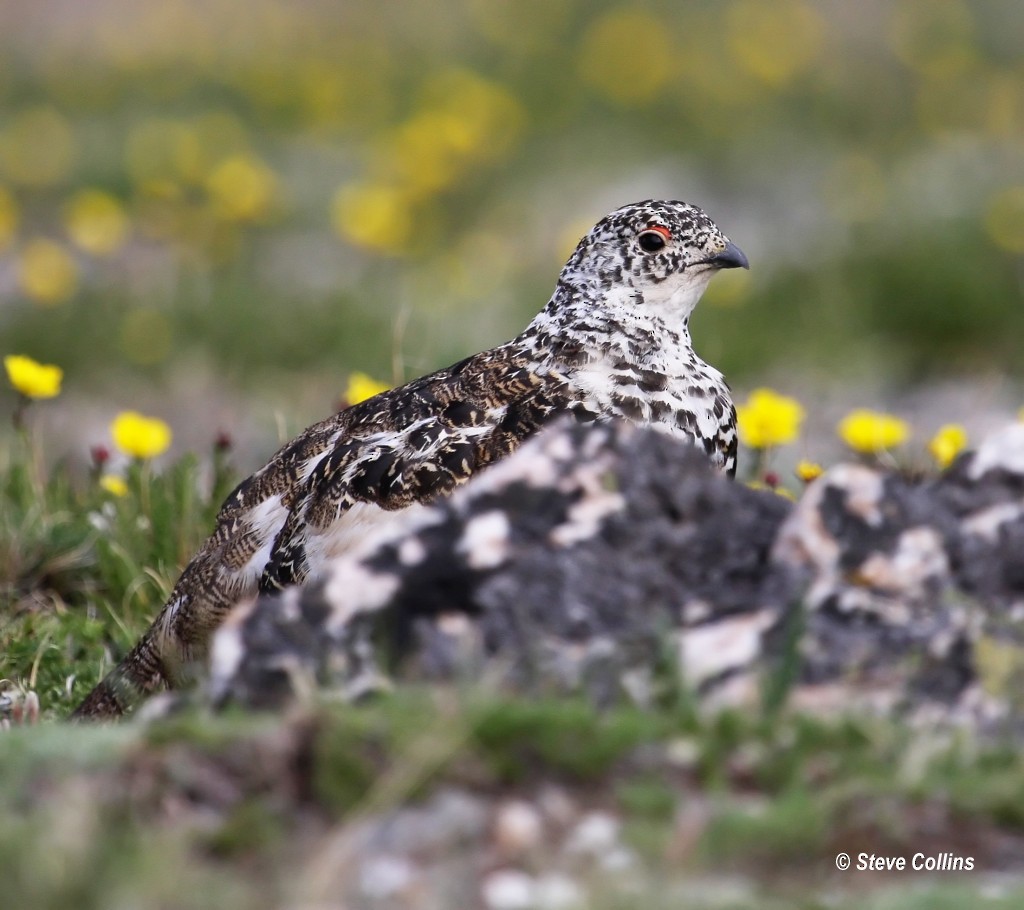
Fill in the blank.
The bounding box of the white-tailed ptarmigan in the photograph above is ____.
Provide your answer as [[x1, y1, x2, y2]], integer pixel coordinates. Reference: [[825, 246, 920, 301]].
[[73, 199, 748, 719]]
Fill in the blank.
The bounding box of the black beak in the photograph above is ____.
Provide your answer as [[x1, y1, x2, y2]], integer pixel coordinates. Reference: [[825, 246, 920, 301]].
[[707, 240, 749, 270]]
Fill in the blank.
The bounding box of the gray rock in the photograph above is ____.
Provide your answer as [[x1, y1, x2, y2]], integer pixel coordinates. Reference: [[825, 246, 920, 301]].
[[206, 420, 1024, 733], [775, 422, 1024, 724], [208, 421, 794, 711]]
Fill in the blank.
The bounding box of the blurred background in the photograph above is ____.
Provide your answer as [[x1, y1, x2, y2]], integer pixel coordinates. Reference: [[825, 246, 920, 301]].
[[0, 0, 1022, 470]]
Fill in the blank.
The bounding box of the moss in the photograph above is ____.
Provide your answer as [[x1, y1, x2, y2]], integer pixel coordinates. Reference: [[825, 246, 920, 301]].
[[701, 789, 830, 867], [616, 776, 677, 823], [311, 723, 384, 815], [469, 696, 667, 782], [974, 636, 1024, 700], [203, 798, 286, 858]]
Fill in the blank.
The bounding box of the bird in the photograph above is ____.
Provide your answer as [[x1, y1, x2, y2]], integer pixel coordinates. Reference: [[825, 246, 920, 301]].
[[72, 199, 748, 720]]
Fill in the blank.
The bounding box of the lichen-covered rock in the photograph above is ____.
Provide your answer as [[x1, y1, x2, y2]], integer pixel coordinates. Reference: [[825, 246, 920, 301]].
[[938, 423, 1024, 613], [206, 419, 1024, 734], [209, 421, 795, 711], [775, 421, 1024, 725]]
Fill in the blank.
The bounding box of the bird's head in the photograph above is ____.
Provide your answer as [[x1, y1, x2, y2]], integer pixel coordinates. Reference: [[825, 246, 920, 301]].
[[559, 199, 748, 325]]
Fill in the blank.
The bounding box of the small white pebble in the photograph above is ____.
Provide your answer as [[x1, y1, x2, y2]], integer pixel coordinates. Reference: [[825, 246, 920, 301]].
[[482, 869, 537, 910], [665, 736, 699, 768], [564, 811, 619, 856], [494, 800, 544, 855], [600, 846, 637, 872], [535, 873, 584, 909], [359, 854, 414, 899], [537, 786, 576, 825]]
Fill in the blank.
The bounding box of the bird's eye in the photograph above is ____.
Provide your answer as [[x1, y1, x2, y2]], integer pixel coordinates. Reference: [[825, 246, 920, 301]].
[[638, 226, 671, 253]]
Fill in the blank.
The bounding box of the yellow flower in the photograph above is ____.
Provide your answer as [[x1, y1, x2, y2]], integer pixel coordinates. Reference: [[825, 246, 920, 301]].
[[331, 181, 414, 253], [736, 388, 805, 449], [17, 238, 78, 305], [795, 459, 823, 482], [111, 411, 172, 459], [99, 475, 128, 497], [4, 354, 63, 399], [64, 189, 130, 256], [205, 154, 277, 222], [384, 71, 526, 195], [837, 409, 910, 453], [727, 0, 825, 88], [1018, 407, 1024, 423], [345, 372, 390, 405], [928, 424, 968, 468], [578, 9, 675, 105]]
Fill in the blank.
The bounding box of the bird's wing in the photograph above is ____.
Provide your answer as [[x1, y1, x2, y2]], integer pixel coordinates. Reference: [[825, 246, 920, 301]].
[[258, 345, 564, 591], [72, 344, 571, 719], [719, 402, 738, 478]]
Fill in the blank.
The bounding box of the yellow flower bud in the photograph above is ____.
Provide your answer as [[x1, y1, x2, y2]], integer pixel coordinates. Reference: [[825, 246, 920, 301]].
[[795, 459, 823, 482], [100, 475, 129, 497], [928, 424, 968, 469]]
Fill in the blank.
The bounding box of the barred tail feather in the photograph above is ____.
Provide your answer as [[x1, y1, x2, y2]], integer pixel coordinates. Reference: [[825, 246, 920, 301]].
[[70, 627, 170, 721]]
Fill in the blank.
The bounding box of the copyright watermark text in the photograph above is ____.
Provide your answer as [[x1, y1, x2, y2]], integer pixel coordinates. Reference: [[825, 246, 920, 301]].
[[835, 852, 974, 872]]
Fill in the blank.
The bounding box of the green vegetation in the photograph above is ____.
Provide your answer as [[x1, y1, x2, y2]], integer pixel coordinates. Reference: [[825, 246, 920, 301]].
[[1, 436, 233, 714], [1, 432, 1022, 905], [2, 691, 1024, 908]]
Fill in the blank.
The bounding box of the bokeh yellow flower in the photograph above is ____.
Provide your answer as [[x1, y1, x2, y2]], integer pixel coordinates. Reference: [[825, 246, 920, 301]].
[[345, 372, 390, 405], [111, 411, 172, 459], [888, 0, 976, 79], [736, 388, 806, 449], [17, 238, 78, 305], [837, 409, 910, 453], [4, 354, 63, 399], [378, 70, 524, 198], [928, 423, 968, 468], [332, 182, 414, 253], [205, 154, 277, 222], [64, 189, 130, 256], [578, 9, 675, 105], [795, 459, 824, 482], [99, 475, 128, 497], [0, 186, 18, 250]]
